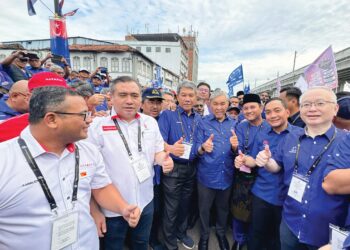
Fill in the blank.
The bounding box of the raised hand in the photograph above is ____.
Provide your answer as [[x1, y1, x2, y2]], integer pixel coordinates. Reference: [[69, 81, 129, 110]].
[[230, 129, 239, 150], [234, 150, 246, 169], [202, 134, 214, 153], [171, 137, 185, 156], [256, 144, 272, 167], [162, 151, 174, 173]]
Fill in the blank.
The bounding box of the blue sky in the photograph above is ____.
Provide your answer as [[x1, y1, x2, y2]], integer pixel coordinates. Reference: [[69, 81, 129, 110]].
[[1, 0, 350, 91]]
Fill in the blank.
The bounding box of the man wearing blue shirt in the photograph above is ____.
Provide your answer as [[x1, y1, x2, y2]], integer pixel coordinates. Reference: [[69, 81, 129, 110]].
[[247, 98, 303, 250], [0, 80, 29, 121], [256, 87, 347, 249], [26, 53, 50, 75], [158, 81, 201, 250], [195, 90, 237, 250], [232, 93, 270, 250]]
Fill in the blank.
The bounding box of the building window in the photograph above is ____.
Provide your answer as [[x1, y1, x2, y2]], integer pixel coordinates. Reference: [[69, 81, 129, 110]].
[[100, 57, 108, 69], [83, 57, 91, 71], [156, 47, 161, 52], [136, 47, 141, 51], [165, 48, 171, 53], [122, 58, 130, 72], [111, 57, 119, 72], [146, 47, 152, 52], [72, 56, 80, 70]]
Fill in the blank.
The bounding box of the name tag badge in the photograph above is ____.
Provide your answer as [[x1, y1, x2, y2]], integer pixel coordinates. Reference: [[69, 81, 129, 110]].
[[180, 142, 192, 160], [330, 224, 349, 250], [287, 173, 308, 203], [51, 211, 78, 250], [131, 155, 151, 183]]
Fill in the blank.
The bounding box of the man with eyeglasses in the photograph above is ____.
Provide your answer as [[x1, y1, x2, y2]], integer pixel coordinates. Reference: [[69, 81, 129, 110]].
[[256, 87, 347, 249], [0, 80, 29, 121], [197, 82, 211, 116], [1, 50, 32, 82], [0, 86, 141, 250]]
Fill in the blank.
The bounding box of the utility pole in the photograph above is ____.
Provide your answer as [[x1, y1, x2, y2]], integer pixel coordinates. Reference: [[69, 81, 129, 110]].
[[292, 51, 297, 77]]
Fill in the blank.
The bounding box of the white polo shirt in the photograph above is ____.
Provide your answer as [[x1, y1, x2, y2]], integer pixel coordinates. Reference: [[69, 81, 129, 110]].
[[0, 126, 111, 250], [86, 111, 164, 217]]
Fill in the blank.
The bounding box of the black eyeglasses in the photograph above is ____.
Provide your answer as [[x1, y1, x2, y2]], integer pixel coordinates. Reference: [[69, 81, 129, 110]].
[[52, 111, 91, 121]]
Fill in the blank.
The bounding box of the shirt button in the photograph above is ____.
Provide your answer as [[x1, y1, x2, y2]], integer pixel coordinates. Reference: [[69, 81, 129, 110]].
[[313, 141, 316, 144], [67, 196, 70, 200], [62, 177, 65, 181], [311, 155, 314, 159], [304, 200, 308, 204], [303, 214, 306, 218], [307, 185, 310, 189]]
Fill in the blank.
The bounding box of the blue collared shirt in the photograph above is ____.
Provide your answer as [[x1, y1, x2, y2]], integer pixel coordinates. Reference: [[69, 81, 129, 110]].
[[0, 96, 21, 121], [274, 125, 348, 247], [250, 124, 303, 206], [25, 66, 48, 75], [195, 114, 236, 189], [158, 106, 201, 164], [236, 119, 270, 155]]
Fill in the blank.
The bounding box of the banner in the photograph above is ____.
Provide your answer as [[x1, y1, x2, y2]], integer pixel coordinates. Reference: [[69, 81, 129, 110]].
[[152, 66, 163, 88], [294, 75, 308, 93], [27, 0, 37, 16], [50, 18, 71, 66], [304, 46, 338, 89]]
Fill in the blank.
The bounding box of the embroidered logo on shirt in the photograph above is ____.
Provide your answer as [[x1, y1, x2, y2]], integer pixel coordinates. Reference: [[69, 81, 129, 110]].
[[80, 171, 88, 178], [289, 146, 297, 154], [80, 162, 94, 168], [102, 126, 117, 131]]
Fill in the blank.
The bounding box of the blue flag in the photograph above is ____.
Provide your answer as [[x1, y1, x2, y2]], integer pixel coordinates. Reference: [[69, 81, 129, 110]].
[[27, 0, 37, 16], [153, 66, 163, 88], [227, 64, 244, 87], [244, 82, 250, 94]]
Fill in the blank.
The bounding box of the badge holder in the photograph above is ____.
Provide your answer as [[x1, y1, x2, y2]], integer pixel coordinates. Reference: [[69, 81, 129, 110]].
[[329, 224, 349, 250], [287, 173, 308, 203], [51, 208, 79, 250], [180, 142, 192, 160], [131, 154, 151, 183]]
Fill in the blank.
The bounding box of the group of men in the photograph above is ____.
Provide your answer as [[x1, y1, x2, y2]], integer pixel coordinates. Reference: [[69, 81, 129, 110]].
[[1, 65, 350, 250]]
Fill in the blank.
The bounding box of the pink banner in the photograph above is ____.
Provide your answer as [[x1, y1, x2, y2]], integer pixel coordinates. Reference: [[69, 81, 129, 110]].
[[304, 46, 338, 89]]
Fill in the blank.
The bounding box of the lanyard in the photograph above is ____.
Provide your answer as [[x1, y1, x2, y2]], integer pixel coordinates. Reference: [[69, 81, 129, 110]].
[[293, 130, 336, 176], [244, 121, 264, 154], [290, 113, 300, 125], [177, 109, 195, 143], [18, 138, 80, 213], [113, 118, 142, 160]]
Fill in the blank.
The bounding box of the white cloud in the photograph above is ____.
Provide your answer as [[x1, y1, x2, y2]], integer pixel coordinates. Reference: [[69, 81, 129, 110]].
[[1, 0, 349, 90]]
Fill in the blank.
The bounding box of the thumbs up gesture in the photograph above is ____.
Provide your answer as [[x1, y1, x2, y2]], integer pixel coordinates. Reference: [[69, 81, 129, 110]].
[[171, 137, 185, 157], [202, 134, 214, 153], [162, 151, 174, 173], [256, 144, 272, 167], [230, 130, 239, 150], [234, 150, 246, 169]]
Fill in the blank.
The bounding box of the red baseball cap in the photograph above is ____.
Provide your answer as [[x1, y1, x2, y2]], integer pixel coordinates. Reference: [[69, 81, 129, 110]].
[[28, 72, 68, 92]]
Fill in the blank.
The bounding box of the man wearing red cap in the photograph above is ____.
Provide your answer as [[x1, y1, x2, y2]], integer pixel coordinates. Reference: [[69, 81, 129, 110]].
[[0, 72, 68, 142]]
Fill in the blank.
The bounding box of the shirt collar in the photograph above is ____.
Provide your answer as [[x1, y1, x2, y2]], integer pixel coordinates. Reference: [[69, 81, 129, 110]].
[[20, 126, 76, 158], [268, 122, 292, 134], [302, 124, 336, 141], [208, 113, 228, 122], [111, 113, 141, 120], [177, 106, 195, 117]]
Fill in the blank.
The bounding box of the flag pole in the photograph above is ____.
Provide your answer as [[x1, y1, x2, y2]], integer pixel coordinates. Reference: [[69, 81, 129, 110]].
[[38, 0, 55, 15], [54, 0, 60, 16]]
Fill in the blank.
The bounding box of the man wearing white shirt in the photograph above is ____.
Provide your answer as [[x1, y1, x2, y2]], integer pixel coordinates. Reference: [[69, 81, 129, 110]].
[[87, 76, 174, 250], [0, 86, 140, 250]]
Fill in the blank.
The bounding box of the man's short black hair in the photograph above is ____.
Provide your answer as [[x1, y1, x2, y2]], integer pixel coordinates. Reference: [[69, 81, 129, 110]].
[[236, 90, 244, 96], [264, 97, 288, 109], [281, 87, 302, 104], [197, 82, 211, 92]]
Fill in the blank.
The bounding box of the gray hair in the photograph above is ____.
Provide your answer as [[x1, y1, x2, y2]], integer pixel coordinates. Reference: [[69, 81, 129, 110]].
[[75, 84, 94, 98], [100, 87, 110, 95], [29, 86, 79, 124], [110, 76, 141, 95], [210, 90, 228, 102], [177, 80, 197, 95], [50, 64, 64, 72], [300, 86, 337, 103], [70, 81, 87, 89]]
